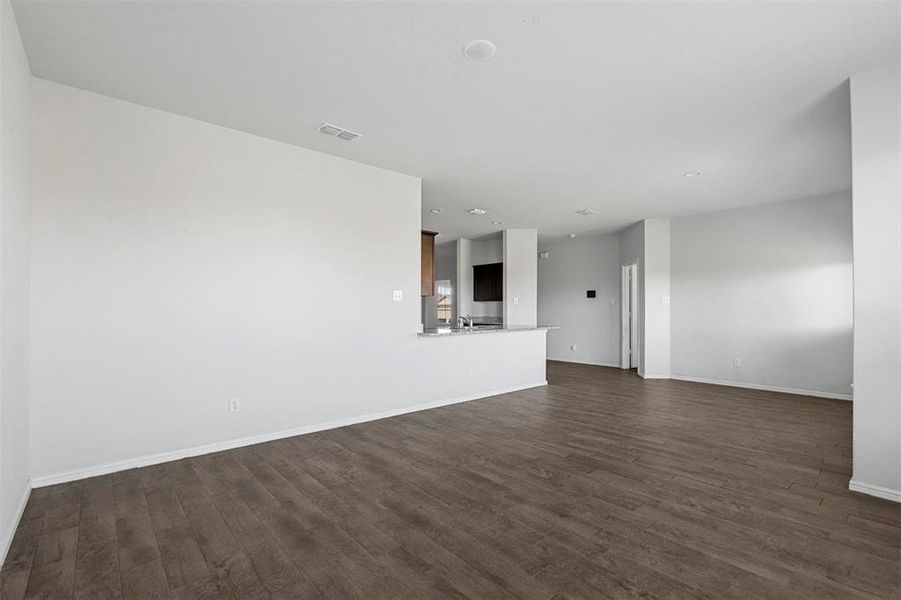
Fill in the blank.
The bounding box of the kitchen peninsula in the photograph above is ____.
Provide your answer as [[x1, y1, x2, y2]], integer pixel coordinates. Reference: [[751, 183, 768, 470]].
[[419, 324, 556, 337]]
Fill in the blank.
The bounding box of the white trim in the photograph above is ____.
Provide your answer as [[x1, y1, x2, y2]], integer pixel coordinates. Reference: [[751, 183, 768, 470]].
[[849, 479, 901, 503], [547, 357, 620, 368], [0, 480, 32, 567], [31, 381, 548, 488], [640, 373, 670, 380], [670, 375, 852, 401]]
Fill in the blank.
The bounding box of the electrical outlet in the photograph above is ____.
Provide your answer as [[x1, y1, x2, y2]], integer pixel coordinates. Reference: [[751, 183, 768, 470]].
[[733, 358, 743, 368], [229, 398, 241, 413], [392, 290, 403, 302], [513, 296, 520, 305]]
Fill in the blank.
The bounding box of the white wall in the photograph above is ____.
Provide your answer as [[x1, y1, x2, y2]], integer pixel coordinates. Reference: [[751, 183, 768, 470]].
[[537, 233, 620, 365], [29, 80, 547, 484], [642, 218, 671, 378], [503, 229, 538, 326], [671, 193, 853, 398], [539, 200, 853, 398], [0, 0, 32, 562], [850, 63, 901, 500]]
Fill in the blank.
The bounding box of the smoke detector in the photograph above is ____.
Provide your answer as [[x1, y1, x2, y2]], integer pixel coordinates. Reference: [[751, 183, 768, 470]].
[[462, 39, 497, 61], [318, 123, 362, 142]]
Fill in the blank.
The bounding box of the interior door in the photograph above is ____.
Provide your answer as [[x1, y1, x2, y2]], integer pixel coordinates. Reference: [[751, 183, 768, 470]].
[[628, 264, 639, 368], [621, 263, 640, 370]]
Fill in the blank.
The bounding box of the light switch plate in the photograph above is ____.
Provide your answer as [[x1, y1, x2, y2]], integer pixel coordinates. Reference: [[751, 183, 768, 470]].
[[392, 290, 403, 302], [513, 297, 520, 305], [662, 295, 670, 304]]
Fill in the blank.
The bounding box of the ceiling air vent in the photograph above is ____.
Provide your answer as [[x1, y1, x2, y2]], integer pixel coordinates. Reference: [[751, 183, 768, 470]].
[[318, 123, 362, 142], [336, 130, 360, 142], [576, 208, 599, 216]]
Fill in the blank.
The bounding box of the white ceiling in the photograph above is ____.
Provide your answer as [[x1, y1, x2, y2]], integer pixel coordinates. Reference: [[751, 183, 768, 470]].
[[12, 1, 899, 241]]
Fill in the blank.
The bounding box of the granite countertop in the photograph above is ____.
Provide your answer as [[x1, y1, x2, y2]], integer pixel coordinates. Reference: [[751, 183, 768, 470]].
[[418, 325, 557, 337]]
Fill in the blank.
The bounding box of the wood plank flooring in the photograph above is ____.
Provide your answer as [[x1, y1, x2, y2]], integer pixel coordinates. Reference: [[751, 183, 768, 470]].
[[2, 361, 899, 599]]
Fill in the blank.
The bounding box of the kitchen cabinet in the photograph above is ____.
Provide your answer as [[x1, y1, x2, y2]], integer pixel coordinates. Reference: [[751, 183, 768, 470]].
[[421, 231, 437, 296], [473, 262, 503, 302]]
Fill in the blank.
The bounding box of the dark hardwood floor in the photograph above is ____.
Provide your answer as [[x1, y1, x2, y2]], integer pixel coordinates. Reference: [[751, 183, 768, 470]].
[[2, 361, 899, 599]]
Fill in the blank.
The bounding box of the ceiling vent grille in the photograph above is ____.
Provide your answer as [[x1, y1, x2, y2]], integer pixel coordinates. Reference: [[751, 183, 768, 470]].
[[576, 208, 599, 216], [336, 130, 360, 142], [318, 123, 362, 142]]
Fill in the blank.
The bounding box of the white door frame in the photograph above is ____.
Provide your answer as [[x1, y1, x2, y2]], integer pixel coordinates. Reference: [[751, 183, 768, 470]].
[[621, 261, 640, 370]]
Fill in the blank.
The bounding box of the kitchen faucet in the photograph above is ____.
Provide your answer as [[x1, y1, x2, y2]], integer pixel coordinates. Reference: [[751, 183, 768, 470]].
[[458, 314, 474, 328]]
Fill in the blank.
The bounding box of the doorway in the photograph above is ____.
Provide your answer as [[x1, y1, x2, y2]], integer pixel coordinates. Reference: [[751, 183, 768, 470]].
[[621, 262, 639, 370]]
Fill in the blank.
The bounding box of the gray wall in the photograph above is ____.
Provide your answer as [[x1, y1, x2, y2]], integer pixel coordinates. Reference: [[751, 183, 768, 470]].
[[850, 63, 900, 499], [470, 237, 503, 318], [29, 79, 548, 486], [537, 195, 854, 401], [455, 237, 502, 320], [0, 0, 32, 562], [503, 230, 538, 326], [643, 218, 671, 378], [538, 234, 621, 365], [671, 192, 853, 398]]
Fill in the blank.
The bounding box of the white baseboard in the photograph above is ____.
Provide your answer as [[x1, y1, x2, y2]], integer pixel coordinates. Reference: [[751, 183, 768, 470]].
[[0, 480, 32, 567], [670, 375, 852, 401], [31, 380, 548, 489], [639, 373, 670, 380], [849, 479, 901, 503], [547, 357, 620, 368]]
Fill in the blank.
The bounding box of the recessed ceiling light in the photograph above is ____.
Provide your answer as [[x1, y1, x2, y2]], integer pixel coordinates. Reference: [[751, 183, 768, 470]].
[[576, 208, 598, 216], [491, 221, 503, 225], [462, 39, 497, 61], [683, 171, 702, 177], [466, 208, 488, 216], [568, 233, 577, 239], [430, 208, 443, 214]]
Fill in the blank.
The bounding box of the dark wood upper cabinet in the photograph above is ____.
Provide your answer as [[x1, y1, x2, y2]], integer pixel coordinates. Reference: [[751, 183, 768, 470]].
[[421, 231, 437, 297], [473, 262, 503, 302]]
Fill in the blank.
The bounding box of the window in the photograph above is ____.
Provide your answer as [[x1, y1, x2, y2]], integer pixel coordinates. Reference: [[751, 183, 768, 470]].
[[435, 279, 453, 323]]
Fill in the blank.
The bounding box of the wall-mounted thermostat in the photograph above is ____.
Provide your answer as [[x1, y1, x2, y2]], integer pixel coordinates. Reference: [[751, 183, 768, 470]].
[[586, 290, 596, 298]]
